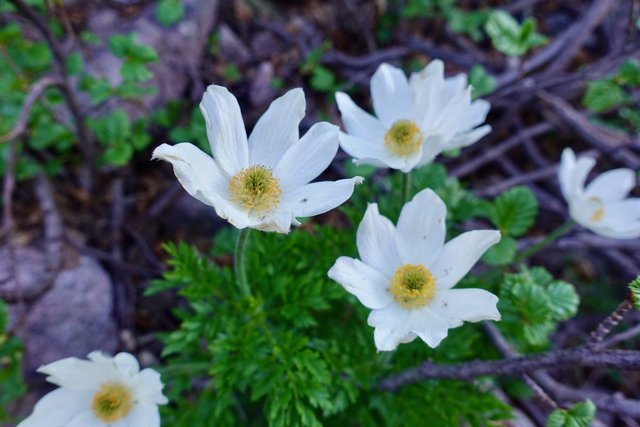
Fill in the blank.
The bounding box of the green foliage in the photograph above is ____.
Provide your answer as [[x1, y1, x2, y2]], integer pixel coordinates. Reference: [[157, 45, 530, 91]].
[[151, 222, 512, 426], [489, 186, 538, 237], [482, 235, 516, 266], [89, 109, 150, 166], [156, 0, 185, 26], [0, 300, 26, 423], [499, 267, 579, 351], [469, 64, 497, 98], [300, 41, 342, 94], [485, 10, 548, 56], [109, 33, 158, 82], [583, 80, 625, 113], [582, 60, 640, 134], [629, 276, 640, 310], [547, 400, 596, 427]]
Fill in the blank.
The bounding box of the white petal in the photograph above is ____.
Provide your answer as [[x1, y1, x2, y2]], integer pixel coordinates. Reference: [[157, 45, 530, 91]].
[[432, 88, 471, 142], [558, 148, 576, 201], [248, 88, 305, 169], [446, 125, 491, 150], [410, 307, 450, 348], [559, 148, 595, 201], [410, 60, 446, 127], [339, 132, 417, 171], [371, 63, 412, 127], [131, 369, 168, 405], [274, 122, 339, 192], [200, 85, 248, 177], [37, 357, 106, 390], [126, 404, 161, 427], [445, 73, 467, 95], [415, 135, 447, 167], [328, 256, 393, 309], [252, 211, 296, 234], [585, 168, 636, 202], [368, 304, 449, 349], [335, 91, 386, 142], [431, 288, 500, 328], [152, 143, 229, 206], [431, 230, 501, 290], [18, 389, 91, 427], [356, 203, 401, 278], [395, 188, 446, 267], [114, 352, 140, 376], [279, 177, 363, 218], [65, 411, 103, 427], [465, 99, 491, 129]]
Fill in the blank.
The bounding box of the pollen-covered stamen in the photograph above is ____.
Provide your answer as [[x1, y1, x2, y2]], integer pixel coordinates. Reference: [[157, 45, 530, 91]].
[[389, 264, 436, 309], [91, 383, 134, 422], [384, 120, 424, 157], [588, 196, 605, 222], [229, 165, 282, 213]]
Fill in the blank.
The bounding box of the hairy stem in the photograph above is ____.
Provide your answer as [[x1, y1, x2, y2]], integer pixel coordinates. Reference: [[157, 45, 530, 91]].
[[234, 228, 252, 297], [588, 299, 633, 347], [401, 171, 412, 205], [515, 220, 575, 262]]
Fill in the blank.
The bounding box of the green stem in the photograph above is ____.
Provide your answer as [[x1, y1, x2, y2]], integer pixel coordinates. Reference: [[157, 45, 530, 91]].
[[234, 228, 252, 297], [401, 171, 412, 204], [514, 220, 575, 263]]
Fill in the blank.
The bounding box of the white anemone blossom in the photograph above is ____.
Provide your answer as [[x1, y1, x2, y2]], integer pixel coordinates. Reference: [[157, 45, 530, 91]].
[[559, 148, 640, 239], [19, 352, 167, 427], [154, 86, 362, 233], [336, 60, 491, 172], [328, 188, 501, 351]]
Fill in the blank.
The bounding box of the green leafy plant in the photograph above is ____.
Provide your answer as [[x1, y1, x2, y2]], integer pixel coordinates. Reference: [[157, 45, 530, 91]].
[[485, 10, 548, 56], [547, 399, 596, 427], [156, 0, 185, 26], [499, 267, 579, 350], [0, 300, 26, 423]]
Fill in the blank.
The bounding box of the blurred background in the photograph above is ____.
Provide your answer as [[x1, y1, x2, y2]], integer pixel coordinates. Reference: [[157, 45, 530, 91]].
[[1, 0, 639, 425]]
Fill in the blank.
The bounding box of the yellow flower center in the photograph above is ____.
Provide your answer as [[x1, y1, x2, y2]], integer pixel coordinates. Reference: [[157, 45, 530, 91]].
[[91, 383, 134, 423], [389, 264, 436, 309], [384, 120, 423, 157], [588, 196, 605, 222], [229, 165, 282, 213]]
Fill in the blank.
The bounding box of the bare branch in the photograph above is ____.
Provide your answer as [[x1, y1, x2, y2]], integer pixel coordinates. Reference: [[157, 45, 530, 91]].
[[0, 75, 63, 143]]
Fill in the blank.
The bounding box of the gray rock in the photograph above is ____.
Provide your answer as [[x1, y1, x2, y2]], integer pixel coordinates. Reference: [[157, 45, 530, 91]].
[[9, 254, 118, 378]]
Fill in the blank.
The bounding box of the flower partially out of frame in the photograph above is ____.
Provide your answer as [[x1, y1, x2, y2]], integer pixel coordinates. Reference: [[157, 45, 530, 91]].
[[154, 86, 362, 233], [328, 188, 501, 351], [19, 352, 167, 427], [559, 148, 640, 239], [335, 60, 491, 172]]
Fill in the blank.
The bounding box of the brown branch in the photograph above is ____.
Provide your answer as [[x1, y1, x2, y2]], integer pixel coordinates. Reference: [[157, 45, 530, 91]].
[[0, 75, 63, 143], [378, 348, 640, 391], [8, 0, 95, 189], [588, 300, 634, 347]]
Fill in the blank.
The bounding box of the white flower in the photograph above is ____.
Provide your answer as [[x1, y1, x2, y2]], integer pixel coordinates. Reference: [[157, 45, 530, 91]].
[[327, 188, 501, 351], [153, 86, 363, 234], [19, 352, 167, 427], [559, 148, 640, 239], [336, 60, 491, 172]]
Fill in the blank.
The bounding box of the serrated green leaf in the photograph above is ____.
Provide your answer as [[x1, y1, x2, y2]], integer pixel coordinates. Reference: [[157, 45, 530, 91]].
[[511, 281, 551, 324], [583, 80, 625, 112], [103, 143, 133, 166], [310, 66, 336, 92], [108, 34, 134, 57], [156, 0, 185, 26], [547, 281, 579, 321], [65, 52, 83, 75], [522, 322, 554, 346], [485, 10, 547, 56], [121, 61, 153, 82], [490, 186, 538, 237], [0, 299, 7, 332], [618, 60, 640, 87], [128, 43, 159, 63], [90, 109, 131, 145], [482, 235, 516, 266], [548, 400, 596, 427], [469, 64, 497, 98]]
